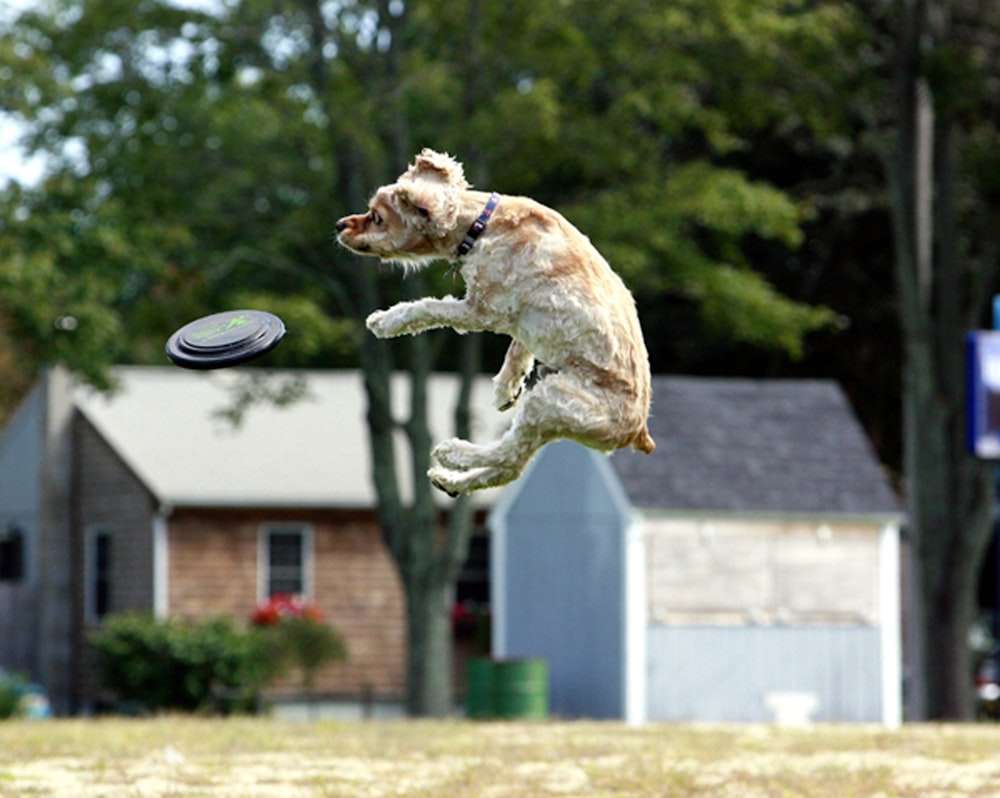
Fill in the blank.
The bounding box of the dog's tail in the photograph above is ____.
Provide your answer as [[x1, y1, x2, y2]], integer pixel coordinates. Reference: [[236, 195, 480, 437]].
[[630, 426, 656, 455]]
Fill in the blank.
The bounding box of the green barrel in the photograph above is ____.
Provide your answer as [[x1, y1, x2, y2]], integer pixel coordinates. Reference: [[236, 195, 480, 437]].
[[493, 658, 549, 719], [466, 657, 495, 719]]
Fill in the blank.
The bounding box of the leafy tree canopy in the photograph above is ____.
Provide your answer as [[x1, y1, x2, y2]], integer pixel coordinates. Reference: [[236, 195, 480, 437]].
[[0, 0, 848, 405]]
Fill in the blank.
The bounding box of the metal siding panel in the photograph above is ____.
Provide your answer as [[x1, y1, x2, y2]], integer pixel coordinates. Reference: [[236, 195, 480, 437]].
[[500, 444, 627, 718], [646, 626, 883, 722]]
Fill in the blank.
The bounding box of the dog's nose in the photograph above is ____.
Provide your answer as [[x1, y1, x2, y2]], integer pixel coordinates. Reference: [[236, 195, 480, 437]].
[[335, 219, 348, 232]]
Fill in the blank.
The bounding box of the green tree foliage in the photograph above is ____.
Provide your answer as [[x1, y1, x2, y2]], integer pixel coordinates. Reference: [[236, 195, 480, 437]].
[[0, 0, 838, 379], [2, 0, 855, 714]]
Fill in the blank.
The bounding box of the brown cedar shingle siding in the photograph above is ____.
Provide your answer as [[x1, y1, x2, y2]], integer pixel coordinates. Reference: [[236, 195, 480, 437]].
[[74, 407, 408, 703], [168, 508, 406, 698]]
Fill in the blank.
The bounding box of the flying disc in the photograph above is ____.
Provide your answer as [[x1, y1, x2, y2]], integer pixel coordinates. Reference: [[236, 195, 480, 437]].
[[165, 310, 286, 369]]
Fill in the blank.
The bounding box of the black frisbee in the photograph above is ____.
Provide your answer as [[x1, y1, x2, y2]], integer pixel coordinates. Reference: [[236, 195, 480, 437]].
[[165, 309, 286, 369]]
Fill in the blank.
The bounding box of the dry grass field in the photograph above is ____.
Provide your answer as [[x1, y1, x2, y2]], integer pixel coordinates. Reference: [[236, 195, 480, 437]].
[[2, 717, 1000, 796]]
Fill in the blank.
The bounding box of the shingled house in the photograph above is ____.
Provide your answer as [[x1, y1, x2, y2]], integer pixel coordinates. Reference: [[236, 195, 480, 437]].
[[1, 369, 900, 720], [492, 378, 904, 724], [0, 366, 503, 714]]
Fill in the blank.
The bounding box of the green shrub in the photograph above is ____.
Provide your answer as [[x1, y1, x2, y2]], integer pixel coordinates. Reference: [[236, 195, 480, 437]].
[[0, 673, 25, 720], [269, 616, 348, 691], [88, 612, 280, 714], [249, 595, 348, 693]]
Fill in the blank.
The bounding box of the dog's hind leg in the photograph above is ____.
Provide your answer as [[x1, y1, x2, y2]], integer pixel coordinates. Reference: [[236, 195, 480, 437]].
[[430, 371, 625, 493], [492, 339, 535, 411], [428, 464, 521, 497]]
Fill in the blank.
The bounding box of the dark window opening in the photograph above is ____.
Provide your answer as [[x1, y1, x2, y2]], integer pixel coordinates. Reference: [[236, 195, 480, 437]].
[[91, 531, 112, 620], [266, 529, 305, 597], [0, 527, 24, 582], [455, 530, 490, 605]]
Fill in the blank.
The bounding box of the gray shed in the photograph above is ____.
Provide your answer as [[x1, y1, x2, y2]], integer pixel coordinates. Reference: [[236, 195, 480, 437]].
[[490, 377, 903, 726], [490, 441, 646, 723]]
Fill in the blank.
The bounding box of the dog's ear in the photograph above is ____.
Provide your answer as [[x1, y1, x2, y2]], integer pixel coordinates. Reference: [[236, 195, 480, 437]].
[[392, 182, 458, 235], [402, 149, 470, 191], [393, 150, 468, 235]]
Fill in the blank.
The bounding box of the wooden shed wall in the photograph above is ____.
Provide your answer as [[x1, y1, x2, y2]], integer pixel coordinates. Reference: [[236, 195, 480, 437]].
[[645, 517, 882, 626], [643, 515, 893, 723]]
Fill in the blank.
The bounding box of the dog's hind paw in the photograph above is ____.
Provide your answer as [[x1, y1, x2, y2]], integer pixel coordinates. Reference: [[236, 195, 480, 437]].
[[428, 467, 463, 497], [493, 382, 523, 412], [428, 465, 498, 496]]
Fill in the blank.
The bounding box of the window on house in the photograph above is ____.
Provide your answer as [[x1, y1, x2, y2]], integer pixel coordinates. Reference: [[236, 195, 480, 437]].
[[86, 529, 113, 621], [455, 528, 490, 605], [0, 526, 24, 582], [260, 525, 313, 600]]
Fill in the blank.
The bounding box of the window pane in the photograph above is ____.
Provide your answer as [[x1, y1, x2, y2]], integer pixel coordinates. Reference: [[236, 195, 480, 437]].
[[269, 533, 302, 567], [268, 531, 303, 596], [93, 532, 112, 619], [0, 529, 24, 582]]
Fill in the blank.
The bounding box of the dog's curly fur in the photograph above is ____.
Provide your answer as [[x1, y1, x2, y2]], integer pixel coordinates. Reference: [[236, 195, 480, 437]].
[[336, 149, 655, 495]]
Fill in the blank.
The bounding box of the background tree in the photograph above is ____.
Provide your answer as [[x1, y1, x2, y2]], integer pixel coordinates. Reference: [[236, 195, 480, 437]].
[[2, 0, 852, 714], [878, 0, 1000, 720]]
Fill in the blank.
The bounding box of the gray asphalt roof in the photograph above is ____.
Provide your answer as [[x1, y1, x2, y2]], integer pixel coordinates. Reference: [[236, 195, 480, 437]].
[[75, 367, 507, 508], [609, 376, 901, 516], [70, 368, 898, 516]]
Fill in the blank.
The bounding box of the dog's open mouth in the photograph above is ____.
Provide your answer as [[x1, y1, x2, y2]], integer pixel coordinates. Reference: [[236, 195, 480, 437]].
[[338, 236, 371, 253]]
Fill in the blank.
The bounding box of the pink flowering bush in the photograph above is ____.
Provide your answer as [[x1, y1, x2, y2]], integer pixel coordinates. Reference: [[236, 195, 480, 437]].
[[452, 600, 491, 653], [251, 595, 347, 692], [251, 594, 325, 627]]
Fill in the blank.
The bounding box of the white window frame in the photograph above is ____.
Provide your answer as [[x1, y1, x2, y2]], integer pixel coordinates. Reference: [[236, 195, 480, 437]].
[[257, 523, 315, 602]]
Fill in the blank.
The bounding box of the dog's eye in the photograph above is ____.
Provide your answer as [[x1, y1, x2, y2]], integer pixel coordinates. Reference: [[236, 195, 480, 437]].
[[370, 209, 383, 226]]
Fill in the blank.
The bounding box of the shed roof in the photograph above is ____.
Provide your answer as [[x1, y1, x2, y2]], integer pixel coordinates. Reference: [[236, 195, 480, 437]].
[[75, 366, 507, 508], [70, 368, 898, 516], [609, 376, 901, 516]]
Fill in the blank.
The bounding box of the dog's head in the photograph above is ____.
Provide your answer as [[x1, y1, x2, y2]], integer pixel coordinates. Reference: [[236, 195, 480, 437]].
[[335, 149, 470, 264]]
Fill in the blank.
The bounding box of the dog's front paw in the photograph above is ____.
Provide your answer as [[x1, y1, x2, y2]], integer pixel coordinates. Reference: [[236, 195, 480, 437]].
[[366, 307, 405, 338]]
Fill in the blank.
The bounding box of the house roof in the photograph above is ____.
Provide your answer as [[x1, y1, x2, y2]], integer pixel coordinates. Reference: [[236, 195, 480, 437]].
[[74, 366, 508, 509], [70, 368, 898, 517], [609, 376, 901, 517]]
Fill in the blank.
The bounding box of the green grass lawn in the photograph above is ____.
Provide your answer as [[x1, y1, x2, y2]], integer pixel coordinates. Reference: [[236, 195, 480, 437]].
[[2, 717, 1000, 796]]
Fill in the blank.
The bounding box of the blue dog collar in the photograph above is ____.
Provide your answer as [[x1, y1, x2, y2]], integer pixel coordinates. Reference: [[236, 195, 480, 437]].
[[456, 192, 500, 257]]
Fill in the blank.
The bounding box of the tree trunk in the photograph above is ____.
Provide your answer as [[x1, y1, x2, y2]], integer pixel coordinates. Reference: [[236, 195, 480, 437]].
[[404, 569, 454, 716], [888, 0, 996, 720], [904, 358, 994, 718], [334, 138, 480, 718]]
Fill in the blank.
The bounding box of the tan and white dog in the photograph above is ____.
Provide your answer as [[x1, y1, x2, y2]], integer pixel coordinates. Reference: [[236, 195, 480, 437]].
[[336, 149, 654, 495]]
